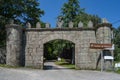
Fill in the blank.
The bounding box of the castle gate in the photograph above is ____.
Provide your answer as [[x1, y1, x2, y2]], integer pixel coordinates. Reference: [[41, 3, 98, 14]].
[[5, 21, 113, 69]]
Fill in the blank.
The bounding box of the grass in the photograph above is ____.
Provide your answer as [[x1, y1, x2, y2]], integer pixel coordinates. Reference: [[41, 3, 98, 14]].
[[0, 64, 20, 68], [114, 61, 120, 74], [55, 60, 75, 69], [116, 70, 120, 74], [114, 68, 120, 74]]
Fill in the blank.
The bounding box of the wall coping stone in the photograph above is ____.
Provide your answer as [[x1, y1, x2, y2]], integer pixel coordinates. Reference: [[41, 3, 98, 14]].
[[96, 23, 113, 29], [24, 28, 95, 31], [5, 24, 22, 29]]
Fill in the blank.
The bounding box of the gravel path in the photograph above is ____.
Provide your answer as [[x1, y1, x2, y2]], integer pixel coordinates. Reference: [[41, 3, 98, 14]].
[[0, 62, 120, 80]]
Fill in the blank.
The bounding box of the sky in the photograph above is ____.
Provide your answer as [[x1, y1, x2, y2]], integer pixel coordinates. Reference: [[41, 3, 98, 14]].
[[39, 0, 120, 28]]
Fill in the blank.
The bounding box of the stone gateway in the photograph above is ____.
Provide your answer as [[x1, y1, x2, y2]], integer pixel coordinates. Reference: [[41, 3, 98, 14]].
[[5, 20, 113, 70]]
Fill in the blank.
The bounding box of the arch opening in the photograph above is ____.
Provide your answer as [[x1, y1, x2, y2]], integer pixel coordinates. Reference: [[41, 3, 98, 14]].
[[43, 39, 75, 70]]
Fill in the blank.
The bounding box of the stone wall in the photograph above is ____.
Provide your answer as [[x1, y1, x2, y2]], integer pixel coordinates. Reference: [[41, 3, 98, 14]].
[[0, 46, 6, 64], [5, 19, 113, 70], [96, 26, 112, 44], [76, 31, 98, 69], [25, 28, 98, 69], [96, 23, 113, 70], [6, 24, 22, 66]]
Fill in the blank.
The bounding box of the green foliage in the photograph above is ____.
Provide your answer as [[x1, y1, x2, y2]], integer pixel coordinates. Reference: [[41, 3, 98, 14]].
[[44, 42, 56, 60], [44, 39, 74, 60], [0, 0, 44, 45], [116, 69, 120, 74], [74, 13, 101, 27], [0, 0, 44, 25], [113, 27, 120, 61], [58, 0, 101, 27], [114, 47, 120, 61], [0, 26, 6, 45], [0, 64, 20, 68], [59, 0, 83, 27], [114, 67, 120, 74]]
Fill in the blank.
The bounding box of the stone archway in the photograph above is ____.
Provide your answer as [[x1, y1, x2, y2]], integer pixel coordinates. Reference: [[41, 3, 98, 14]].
[[43, 39, 75, 69], [5, 22, 113, 70], [42, 34, 77, 69], [24, 29, 82, 69]]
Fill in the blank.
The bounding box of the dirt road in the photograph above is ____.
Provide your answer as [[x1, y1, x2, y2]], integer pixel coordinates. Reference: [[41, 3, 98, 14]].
[[0, 62, 120, 80]]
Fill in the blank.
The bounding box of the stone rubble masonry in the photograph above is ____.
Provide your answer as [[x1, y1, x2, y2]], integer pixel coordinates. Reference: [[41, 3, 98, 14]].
[[5, 22, 113, 70], [6, 24, 22, 66], [0, 47, 6, 64]]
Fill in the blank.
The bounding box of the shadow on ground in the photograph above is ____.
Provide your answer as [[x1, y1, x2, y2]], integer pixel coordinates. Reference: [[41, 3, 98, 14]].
[[43, 61, 69, 70]]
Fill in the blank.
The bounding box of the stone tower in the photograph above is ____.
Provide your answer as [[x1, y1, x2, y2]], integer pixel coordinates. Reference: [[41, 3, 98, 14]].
[[96, 18, 112, 44], [96, 18, 113, 70], [6, 22, 22, 66]]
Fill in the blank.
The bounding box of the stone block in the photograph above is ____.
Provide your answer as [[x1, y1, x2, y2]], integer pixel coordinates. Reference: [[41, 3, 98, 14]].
[[78, 21, 83, 28], [69, 21, 74, 28], [25, 60, 33, 67], [36, 22, 41, 28]]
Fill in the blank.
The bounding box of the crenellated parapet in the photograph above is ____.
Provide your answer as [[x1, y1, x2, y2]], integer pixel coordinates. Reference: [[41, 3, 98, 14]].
[[25, 20, 94, 29], [6, 20, 22, 66]]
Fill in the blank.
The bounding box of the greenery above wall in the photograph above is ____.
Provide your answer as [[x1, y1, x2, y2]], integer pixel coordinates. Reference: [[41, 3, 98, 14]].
[[0, 0, 44, 45], [113, 26, 120, 61], [57, 0, 101, 27]]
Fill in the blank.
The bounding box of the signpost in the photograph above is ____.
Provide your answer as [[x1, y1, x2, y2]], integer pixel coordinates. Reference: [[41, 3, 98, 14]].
[[90, 43, 112, 72], [90, 43, 112, 49]]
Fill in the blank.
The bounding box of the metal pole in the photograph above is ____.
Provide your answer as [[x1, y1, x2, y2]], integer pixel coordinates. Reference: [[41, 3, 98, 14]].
[[111, 50, 114, 70], [101, 26, 104, 72], [101, 50, 103, 72]]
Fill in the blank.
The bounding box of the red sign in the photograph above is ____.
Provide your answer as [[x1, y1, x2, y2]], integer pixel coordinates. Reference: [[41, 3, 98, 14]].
[[90, 43, 112, 49]]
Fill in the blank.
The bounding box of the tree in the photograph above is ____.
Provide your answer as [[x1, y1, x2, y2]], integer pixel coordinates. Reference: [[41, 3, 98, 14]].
[[59, 0, 83, 27], [0, 0, 44, 25], [0, 0, 44, 45], [74, 13, 101, 27], [44, 40, 66, 60], [44, 39, 75, 63], [58, 0, 101, 27], [113, 26, 120, 61]]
